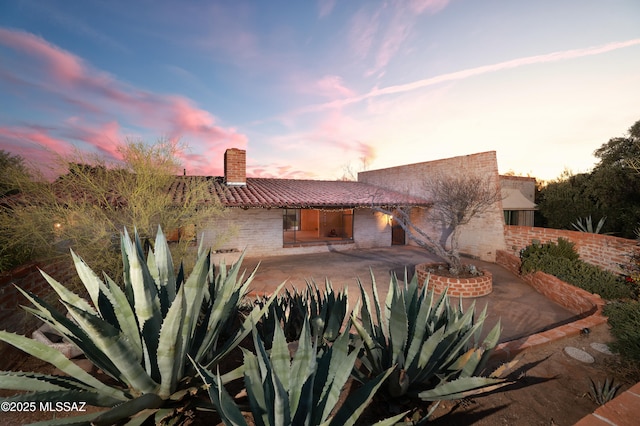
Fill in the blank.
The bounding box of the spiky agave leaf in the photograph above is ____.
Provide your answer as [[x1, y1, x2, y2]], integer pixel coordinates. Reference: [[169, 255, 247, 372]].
[[16, 287, 123, 379], [353, 271, 505, 402], [3, 226, 283, 425], [417, 376, 509, 401], [63, 303, 159, 395], [193, 360, 248, 426], [0, 331, 128, 401]]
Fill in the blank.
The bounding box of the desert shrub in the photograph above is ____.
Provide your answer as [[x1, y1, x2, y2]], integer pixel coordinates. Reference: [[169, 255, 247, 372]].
[[520, 238, 579, 274], [603, 300, 640, 361], [520, 239, 633, 300]]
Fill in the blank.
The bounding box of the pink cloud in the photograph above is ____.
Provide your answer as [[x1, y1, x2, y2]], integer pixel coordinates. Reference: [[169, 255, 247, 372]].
[[0, 28, 248, 175], [60, 119, 123, 160], [0, 28, 85, 84], [313, 75, 356, 98], [349, 7, 382, 60], [0, 126, 76, 177], [248, 163, 313, 179], [408, 0, 450, 14]]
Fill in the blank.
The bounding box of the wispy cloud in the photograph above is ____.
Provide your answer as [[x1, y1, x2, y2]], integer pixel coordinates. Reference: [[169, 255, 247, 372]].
[[0, 27, 247, 175], [317, 0, 337, 18], [350, 0, 451, 77], [298, 38, 640, 114]]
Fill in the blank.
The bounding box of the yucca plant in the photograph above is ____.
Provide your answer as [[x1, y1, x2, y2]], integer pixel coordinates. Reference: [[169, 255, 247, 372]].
[[352, 270, 509, 404], [195, 316, 406, 426], [256, 279, 349, 348], [0, 227, 283, 425]]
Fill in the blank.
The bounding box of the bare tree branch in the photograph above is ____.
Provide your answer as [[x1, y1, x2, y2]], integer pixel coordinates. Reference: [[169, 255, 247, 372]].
[[370, 173, 502, 274]]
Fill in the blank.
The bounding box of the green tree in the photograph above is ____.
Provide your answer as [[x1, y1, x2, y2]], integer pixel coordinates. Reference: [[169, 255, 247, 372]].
[[0, 140, 226, 276], [536, 170, 604, 231], [538, 120, 640, 238], [0, 149, 31, 197]]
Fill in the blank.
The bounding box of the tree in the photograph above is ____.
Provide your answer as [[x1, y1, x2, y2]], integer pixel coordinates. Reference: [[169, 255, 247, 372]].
[[0, 140, 226, 276], [372, 174, 502, 274], [537, 119, 640, 238], [536, 170, 603, 230], [0, 150, 31, 197]]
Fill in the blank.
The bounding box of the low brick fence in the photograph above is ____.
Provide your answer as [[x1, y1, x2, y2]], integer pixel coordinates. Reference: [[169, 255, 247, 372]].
[[504, 225, 637, 275], [496, 250, 604, 316], [493, 250, 606, 361], [0, 259, 80, 369], [415, 262, 493, 298]]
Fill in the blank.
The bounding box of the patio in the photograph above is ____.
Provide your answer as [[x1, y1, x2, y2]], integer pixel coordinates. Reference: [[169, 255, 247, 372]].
[[241, 245, 577, 343]]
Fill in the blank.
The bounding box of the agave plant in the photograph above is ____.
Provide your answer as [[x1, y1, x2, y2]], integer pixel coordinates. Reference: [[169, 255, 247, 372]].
[[588, 377, 622, 405], [256, 279, 349, 348], [0, 227, 282, 425], [572, 215, 607, 234], [195, 316, 406, 426], [352, 270, 509, 404]]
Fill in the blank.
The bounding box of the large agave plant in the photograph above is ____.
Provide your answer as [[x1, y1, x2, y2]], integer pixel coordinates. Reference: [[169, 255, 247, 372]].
[[195, 316, 406, 426], [256, 279, 349, 348], [0, 227, 282, 425], [352, 270, 508, 403]]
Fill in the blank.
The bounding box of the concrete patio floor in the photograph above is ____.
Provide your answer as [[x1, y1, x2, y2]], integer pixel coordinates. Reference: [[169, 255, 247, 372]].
[[240, 246, 577, 343]]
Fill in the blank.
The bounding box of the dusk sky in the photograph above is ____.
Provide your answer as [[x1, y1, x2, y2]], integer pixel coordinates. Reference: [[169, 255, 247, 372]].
[[1, 0, 639, 181]]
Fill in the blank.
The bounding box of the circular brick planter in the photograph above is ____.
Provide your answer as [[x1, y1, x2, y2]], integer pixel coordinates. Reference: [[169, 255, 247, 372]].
[[415, 262, 493, 298]]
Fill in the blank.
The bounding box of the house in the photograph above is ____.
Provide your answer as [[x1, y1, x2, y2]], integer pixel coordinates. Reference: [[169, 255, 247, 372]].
[[177, 149, 508, 263], [499, 175, 537, 226]]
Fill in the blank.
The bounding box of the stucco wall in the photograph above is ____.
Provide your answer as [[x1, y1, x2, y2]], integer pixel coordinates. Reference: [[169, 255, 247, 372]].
[[358, 151, 506, 261], [200, 207, 392, 262]]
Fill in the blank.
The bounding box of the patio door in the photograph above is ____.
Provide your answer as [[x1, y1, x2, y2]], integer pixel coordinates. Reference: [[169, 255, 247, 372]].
[[391, 217, 405, 245]]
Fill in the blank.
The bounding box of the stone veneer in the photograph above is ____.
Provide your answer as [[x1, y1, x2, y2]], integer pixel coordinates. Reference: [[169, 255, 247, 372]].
[[415, 262, 493, 298]]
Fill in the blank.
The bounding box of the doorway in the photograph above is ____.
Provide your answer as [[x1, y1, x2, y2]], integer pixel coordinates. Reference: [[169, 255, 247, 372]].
[[391, 217, 405, 245]]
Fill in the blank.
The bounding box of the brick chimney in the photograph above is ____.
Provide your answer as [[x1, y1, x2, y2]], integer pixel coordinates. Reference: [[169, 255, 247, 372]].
[[224, 148, 246, 186]]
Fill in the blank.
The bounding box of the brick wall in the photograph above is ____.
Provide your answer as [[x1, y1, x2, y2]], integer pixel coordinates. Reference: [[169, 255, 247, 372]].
[[0, 258, 80, 369], [496, 250, 604, 316], [359, 151, 506, 262], [415, 262, 493, 298], [504, 225, 637, 274]]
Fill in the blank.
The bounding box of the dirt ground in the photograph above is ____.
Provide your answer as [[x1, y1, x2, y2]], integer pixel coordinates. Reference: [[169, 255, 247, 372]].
[[1, 324, 636, 426], [426, 324, 636, 426]]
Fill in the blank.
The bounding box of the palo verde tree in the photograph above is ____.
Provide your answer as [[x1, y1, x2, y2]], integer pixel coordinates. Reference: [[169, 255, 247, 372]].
[[0, 140, 226, 277], [373, 174, 502, 275]]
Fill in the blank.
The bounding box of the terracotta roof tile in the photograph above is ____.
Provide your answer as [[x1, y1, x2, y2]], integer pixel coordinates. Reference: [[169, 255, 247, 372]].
[[168, 176, 431, 208]]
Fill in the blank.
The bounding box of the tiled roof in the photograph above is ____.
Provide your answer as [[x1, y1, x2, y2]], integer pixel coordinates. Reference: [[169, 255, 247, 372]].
[[168, 176, 431, 209]]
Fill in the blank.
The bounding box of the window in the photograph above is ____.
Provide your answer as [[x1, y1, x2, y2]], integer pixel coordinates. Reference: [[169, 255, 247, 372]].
[[283, 208, 354, 245], [504, 210, 534, 226]]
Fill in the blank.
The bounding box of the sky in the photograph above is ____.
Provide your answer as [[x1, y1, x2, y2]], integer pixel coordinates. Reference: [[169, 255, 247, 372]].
[[1, 0, 639, 182]]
